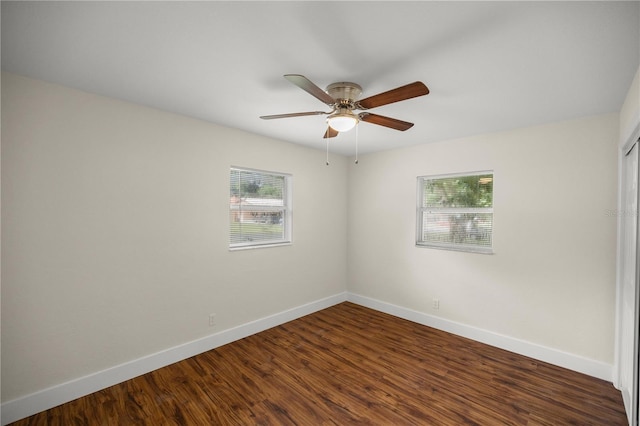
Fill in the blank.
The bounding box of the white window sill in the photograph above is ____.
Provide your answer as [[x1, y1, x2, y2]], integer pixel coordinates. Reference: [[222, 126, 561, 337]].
[[229, 241, 292, 251], [416, 243, 494, 255]]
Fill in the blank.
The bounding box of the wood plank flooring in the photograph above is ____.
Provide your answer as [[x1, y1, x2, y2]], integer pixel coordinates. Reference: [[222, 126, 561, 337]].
[[10, 302, 627, 425]]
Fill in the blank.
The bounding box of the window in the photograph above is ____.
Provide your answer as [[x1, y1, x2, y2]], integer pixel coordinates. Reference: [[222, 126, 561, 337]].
[[417, 171, 493, 253], [230, 167, 291, 249]]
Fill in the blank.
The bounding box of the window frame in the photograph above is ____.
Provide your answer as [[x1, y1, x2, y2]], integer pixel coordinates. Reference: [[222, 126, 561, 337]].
[[416, 170, 494, 254], [229, 166, 292, 250]]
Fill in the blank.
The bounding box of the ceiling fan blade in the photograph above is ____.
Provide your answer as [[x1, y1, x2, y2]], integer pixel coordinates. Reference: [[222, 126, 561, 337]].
[[357, 82, 429, 110], [260, 111, 328, 120], [284, 74, 336, 106], [359, 112, 414, 131], [323, 126, 339, 139]]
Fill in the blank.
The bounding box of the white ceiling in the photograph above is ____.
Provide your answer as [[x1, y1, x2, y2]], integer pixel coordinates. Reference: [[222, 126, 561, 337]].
[[2, 1, 639, 156]]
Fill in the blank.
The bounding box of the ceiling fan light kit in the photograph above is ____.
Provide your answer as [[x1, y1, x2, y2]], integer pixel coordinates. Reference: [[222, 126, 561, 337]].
[[327, 109, 359, 132], [261, 74, 429, 140]]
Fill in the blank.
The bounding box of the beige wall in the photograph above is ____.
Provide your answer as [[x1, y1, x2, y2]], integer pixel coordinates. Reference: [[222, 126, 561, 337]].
[[347, 113, 619, 364], [1, 73, 348, 401], [620, 66, 640, 147]]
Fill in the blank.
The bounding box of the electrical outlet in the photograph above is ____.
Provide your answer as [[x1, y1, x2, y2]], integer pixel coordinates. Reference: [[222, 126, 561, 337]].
[[209, 313, 216, 327], [432, 299, 440, 310]]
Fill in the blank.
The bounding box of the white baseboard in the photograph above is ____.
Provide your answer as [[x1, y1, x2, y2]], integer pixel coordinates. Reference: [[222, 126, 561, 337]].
[[0, 292, 349, 425], [347, 292, 613, 382], [2, 291, 614, 424]]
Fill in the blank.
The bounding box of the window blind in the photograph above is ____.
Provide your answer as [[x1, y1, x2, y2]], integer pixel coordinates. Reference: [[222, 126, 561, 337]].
[[417, 172, 493, 252], [230, 167, 290, 248]]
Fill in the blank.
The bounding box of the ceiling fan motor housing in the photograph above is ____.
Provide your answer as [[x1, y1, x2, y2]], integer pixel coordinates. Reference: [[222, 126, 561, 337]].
[[326, 82, 362, 108]]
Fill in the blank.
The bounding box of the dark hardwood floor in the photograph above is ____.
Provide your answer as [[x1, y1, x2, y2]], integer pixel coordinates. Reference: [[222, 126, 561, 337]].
[[11, 302, 627, 425]]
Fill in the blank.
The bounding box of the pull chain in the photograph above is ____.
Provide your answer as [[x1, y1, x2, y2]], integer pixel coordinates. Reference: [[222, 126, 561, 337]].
[[354, 123, 359, 164], [326, 136, 330, 166]]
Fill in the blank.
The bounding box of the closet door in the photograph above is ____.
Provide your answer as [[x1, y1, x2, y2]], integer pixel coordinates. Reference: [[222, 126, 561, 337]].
[[620, 140, 639, 425]]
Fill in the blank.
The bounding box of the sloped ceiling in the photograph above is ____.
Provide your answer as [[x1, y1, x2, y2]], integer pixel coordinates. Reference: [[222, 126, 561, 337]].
[[2, 1, 639, 155]]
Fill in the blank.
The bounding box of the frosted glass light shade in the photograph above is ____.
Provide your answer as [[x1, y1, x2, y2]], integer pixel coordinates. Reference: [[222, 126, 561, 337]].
[[327, 113, 358, 132]]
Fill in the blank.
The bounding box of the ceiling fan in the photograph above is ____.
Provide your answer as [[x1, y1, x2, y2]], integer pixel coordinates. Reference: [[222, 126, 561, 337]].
[[260, 74, 429, 139]]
